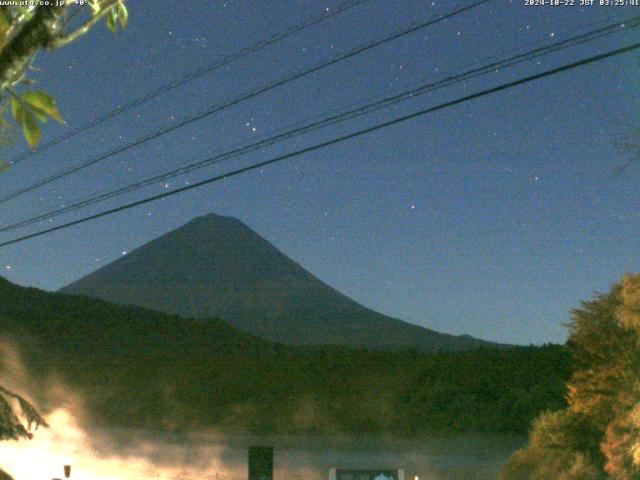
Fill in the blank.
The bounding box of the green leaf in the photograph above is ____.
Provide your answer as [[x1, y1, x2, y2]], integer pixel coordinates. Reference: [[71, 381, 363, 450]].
[[21, 91, 62, 123], [106, 9, 118, 32], [21, 110, 40, 148], [28, 107, 47, 123], [10, 97, 21, 121], [118, 2, 128, 28]]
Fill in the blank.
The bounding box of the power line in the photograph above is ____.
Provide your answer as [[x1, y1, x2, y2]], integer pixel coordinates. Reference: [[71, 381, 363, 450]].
[[1, 14, 637, 233], [0, 0, 492, 206], [7, 0, 370, 166], [1, 40, 637, 249]]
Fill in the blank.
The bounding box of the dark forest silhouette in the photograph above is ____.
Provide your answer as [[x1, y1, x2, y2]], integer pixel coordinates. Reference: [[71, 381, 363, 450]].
[[0, 276, 568, 436]]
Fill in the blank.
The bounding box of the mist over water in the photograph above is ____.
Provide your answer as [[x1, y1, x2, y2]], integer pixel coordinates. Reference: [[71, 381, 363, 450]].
[[221, 433, 525, 480], [1, 414, 524, 480], [0, 341, 524, 480]]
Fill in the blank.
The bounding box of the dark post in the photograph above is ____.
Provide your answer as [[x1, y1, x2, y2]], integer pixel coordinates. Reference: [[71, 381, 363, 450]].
[[248, 446, 273, 480], [63, 466, 71, 478]]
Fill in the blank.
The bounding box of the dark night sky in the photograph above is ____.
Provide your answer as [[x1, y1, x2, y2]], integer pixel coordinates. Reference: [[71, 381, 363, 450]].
[[0, 0, 638, 345]]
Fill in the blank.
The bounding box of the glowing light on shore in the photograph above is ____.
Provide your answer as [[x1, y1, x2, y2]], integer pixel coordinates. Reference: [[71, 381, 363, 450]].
[[0, 407, 237, 480], [0, 340, 233, 480], [0, 408, 243, 480]]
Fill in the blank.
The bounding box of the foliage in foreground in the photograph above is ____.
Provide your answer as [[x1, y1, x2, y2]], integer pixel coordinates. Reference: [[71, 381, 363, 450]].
[[0, 384, 46, 441], [0, 0, 127, 156], [498, 273, 640, 479], [0, 468, 13, 480]]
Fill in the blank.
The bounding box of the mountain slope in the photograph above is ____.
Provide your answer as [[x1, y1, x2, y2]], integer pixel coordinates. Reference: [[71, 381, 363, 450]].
[[61, 213, 499, 352]]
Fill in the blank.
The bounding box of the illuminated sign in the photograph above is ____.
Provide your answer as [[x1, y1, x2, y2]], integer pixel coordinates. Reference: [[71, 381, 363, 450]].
[[329, 468, 405, 480]]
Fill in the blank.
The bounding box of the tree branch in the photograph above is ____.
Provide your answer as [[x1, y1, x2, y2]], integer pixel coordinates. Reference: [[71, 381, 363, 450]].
[[50, 0, 120, 48], [0, 384, 47, 441], [3, 8, 35, 48], [0, 5, 67, 91]]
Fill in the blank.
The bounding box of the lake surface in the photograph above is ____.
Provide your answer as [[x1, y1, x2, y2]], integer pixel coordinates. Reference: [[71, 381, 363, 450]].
[[182, 433, 526, 480], [0, 413, 525, 480]]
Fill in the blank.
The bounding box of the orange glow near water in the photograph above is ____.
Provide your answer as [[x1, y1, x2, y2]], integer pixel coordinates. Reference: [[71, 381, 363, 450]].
[[0, 341, 234, 480], [0, 407, 239, 480]]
